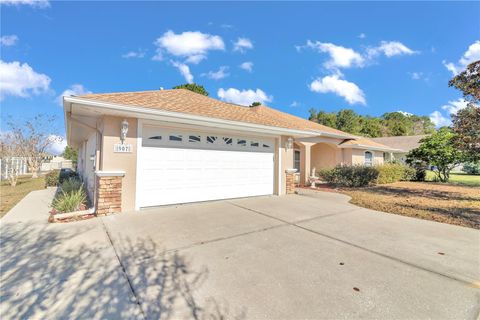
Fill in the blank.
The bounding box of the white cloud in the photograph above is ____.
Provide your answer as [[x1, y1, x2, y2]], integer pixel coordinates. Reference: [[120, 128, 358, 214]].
[[47, 134, 67, 155], [239, 61, 253, 72], [367, 41, 417, 58], [0, 60, 51, 100], [309, 74, 366, 105], [184, 54, 206, 64], [217, 88, 272, 106], [122, 49, 146, 59], [441, 98, 469, 115], [290, 101, 300, 107], [429, 111, 451, 127], [0, 35, 19, 47], [410, 72, 423, 80], [57, 84, 92, 106], [429, 98, 473, 127], [443, 40, 480, 75], [202, 66, 229, 80], [396, 110, 413, 117], [233, 37, 253, 53], [0, 0, 49, 7], [301, 40, 365, 70], [171, 61, 193, 83], [358, 33, 366, 39], [154, 30, 224, 63]]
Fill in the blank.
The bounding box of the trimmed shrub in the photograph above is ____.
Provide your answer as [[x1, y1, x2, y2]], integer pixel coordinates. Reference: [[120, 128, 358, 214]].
[[45, 170, 60, 187], [319, 165, 379, 187], [376, 163, 415, 184], [52, 188, 87, 213], [463, 162, 480, 175], [402, 166, 417, 181]]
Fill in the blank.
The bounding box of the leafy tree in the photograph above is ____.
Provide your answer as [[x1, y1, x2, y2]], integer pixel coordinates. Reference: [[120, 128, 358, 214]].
[[336, 109, 361, 134], [448, 60, 480, 161], [451, 104, 480, 161], [2, 114, 61, 179], [448, 60, 480, 102], [359, 117, 382, 137], [172, 83, 209, 96], [315, 110, 337, 128], [250, 101, 262, 107], [62, 146, 78, 166], [406, 127, 466, 182], [382, 112, 411, 136]]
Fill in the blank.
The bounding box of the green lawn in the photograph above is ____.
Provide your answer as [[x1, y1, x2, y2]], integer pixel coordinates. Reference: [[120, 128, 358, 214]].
[[0, 176, 46, 218], [425, 171, 480, 187]]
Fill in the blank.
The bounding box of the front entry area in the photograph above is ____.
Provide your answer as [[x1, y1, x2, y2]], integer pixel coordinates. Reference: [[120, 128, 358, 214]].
[[137, 125, 275, 208]]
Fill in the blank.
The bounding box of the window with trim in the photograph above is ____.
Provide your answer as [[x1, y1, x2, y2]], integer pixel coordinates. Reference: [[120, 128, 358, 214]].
[[223, 137, 233, 145], [237, 139, 247, 146], [364, 151, 373, 166], [206, 136, 217, 144], [294, 150, 301, 172], [169, 134, 183, 142], [189, 135, 201, 143]]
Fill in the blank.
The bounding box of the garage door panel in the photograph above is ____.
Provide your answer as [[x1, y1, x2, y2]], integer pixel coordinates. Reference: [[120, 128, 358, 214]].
[[138, 137, 274, 207]]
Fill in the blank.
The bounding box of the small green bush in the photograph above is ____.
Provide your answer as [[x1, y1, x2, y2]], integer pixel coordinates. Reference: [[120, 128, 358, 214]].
[[59, 169, 78, 184], [376, 163, 414, 184], [319, 165, 379, 187], [52, 188, 87, 213], [59, 178, 83, 194], [402, 166, 417, 181], [463, 162, 480, 175], [45, 170, 60, 187]]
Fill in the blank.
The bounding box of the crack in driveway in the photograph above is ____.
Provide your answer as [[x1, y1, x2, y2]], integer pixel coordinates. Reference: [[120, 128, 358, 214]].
[[227, 202, 476, 287]]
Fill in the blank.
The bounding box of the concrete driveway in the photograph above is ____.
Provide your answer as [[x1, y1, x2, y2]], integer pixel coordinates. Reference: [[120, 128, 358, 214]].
[[1, 189, 479, 319]]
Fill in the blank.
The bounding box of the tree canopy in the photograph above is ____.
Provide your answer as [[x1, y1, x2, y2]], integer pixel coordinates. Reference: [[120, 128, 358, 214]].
[[448, 60, 480, 103], [62, 146, 78, 164], [172, 83, 209, 96], [309, 108, 435, 137], [406, 127, 466, 182]]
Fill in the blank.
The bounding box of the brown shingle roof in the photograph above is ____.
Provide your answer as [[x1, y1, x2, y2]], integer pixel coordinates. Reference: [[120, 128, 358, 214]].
[[76, 89, 352, 137], [339, 137, 398, 150], [370, 135, 427, 152]]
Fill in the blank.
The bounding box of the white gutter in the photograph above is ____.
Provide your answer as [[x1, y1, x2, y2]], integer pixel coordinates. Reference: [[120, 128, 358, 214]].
[[64, 96, 345, 138]]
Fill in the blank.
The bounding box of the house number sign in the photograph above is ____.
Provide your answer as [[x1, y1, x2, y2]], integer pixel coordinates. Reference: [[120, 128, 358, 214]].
[[114, 143, 133, 153]]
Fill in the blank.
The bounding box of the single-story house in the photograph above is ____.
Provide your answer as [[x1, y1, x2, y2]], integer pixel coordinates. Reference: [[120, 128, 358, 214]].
[[64, 89, 400, 214], [370, 135, 426, 163]]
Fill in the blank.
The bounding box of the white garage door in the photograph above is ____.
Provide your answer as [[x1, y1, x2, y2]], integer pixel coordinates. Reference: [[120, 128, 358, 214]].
[[137, 126, 275, 208]]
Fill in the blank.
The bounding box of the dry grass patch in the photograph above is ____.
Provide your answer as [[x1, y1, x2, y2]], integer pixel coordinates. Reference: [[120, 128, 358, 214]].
[[339, 181, 480, 229], [0, 176, 45, 218]]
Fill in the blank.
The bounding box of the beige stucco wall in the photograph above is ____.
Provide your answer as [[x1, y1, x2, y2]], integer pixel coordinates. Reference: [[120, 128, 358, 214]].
[[351, 149, 384, 166], [99, 116, 138, 211], [279, 136, 293, 195], [310, 143, 342, 171]]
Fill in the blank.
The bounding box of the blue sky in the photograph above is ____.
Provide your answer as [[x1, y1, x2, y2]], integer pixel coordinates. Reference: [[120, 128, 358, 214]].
[[1, 1, 479, 153]]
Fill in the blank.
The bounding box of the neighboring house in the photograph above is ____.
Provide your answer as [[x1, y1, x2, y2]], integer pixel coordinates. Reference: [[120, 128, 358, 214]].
[[64, 89, 399, 213], [40, 156, 73, 172], [370, 135, 426, 163]]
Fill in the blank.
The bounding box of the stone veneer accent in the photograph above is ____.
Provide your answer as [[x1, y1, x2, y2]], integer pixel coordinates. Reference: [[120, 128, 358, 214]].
[[285, 169, 297, 194], [95, 171, 124, 215]]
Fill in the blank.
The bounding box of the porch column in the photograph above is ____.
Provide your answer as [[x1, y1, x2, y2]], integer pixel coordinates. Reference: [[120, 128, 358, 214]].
[[95, 171, 125, 215], [298, 142, 314, 186]]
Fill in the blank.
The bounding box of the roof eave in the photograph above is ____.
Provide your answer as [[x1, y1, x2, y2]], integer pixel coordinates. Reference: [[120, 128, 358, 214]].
[[65, 96, 327, 138], [338, 144, 404, 152]]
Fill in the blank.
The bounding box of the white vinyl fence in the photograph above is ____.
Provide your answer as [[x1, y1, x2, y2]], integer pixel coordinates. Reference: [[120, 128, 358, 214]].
[[0, 157, 29, 180]]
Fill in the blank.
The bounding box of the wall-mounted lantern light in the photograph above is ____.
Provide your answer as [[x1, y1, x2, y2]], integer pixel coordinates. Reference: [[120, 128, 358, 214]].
[[285, 137, 293, 150], [121, 119, 129, 144]]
